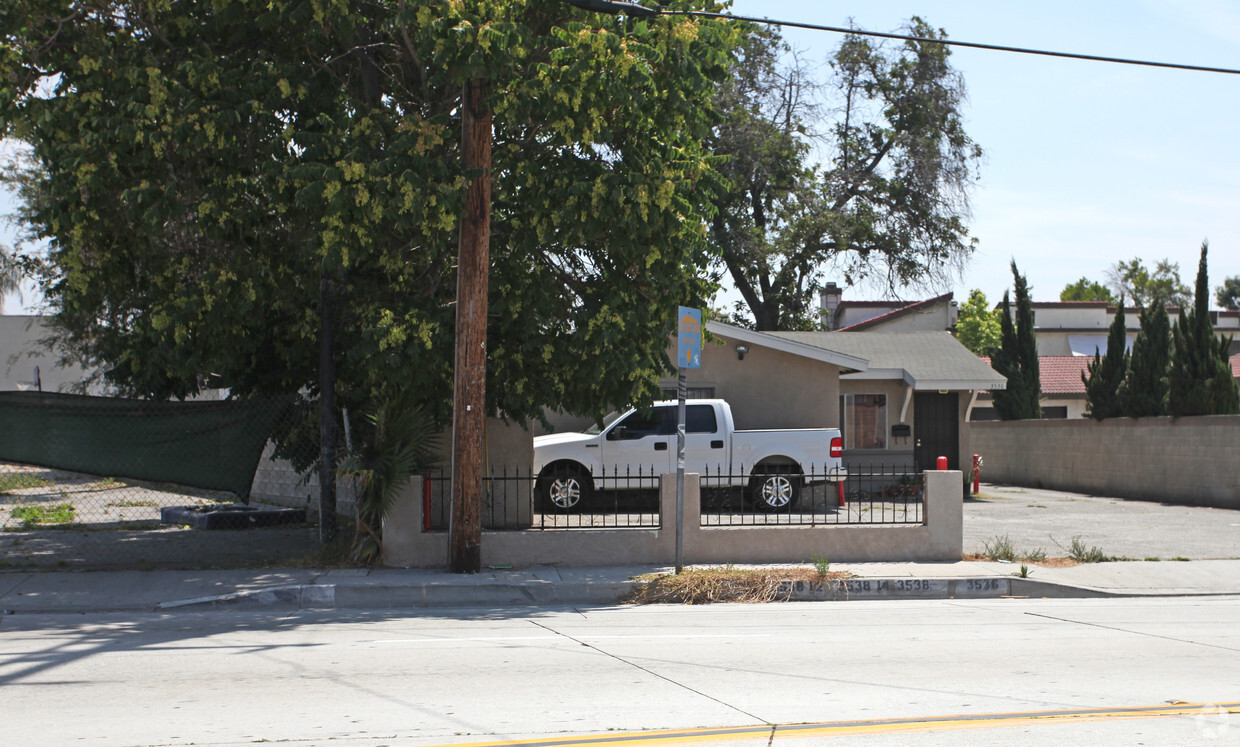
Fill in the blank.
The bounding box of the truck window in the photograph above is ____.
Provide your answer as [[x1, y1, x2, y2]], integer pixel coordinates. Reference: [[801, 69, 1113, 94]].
[[610, 407, 675, 439], [685, 405, 718, 434]]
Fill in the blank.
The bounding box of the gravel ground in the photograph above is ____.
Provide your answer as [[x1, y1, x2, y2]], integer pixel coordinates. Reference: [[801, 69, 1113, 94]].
[[964, 483, 1240, 561]]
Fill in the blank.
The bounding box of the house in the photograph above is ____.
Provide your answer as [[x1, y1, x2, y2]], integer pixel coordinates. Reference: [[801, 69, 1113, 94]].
[[990, 302, 1240, 418], [0, 315, 93, 393], [820, 283, 958, 332]]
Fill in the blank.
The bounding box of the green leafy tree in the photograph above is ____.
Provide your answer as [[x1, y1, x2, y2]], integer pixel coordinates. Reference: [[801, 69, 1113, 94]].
[[1217, 275, 1240, 311], [1082, 300, 1128, 419], [1107, 258, 1191, 309], [712, 19, 981, 330], [1169, 242, 1240, 416], [0, 0, 733, 425], [990, 261, 1040, 420], [1060, 277, 1117, 304], [955, 289, 1001, 355], [1118, 302, 1170, 417]]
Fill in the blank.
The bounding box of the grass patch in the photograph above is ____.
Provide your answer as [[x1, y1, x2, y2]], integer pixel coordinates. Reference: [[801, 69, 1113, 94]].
[[105, 499, 159, 508], [1170, 556, 1191, 562], [624, 565, 851, 604], [1068, 536, 1111, 564], [974, 535, 1051, 564], [0, 473, 52, 494], [10, 503, 77, 528]]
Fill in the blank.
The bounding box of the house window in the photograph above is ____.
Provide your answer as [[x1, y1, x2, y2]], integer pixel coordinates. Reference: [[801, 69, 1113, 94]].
[[660, 384, 716, 400], [840, 394, 887, 450]]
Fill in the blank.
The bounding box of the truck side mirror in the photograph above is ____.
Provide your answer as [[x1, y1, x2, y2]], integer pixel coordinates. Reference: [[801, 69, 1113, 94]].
[[607, 426, 627, 441]]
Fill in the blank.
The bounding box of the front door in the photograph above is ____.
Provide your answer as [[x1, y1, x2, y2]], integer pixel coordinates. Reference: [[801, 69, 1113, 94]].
[[913, 392, 960, 472]]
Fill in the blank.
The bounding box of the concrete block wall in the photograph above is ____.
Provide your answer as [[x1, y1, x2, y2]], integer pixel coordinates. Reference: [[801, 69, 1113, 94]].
[[383, 471, 963, 568], [970, 416, 1240, 508]]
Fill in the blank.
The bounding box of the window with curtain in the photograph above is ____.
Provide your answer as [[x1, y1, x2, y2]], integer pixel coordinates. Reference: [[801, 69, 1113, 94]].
[[840, 394, 888, 449]]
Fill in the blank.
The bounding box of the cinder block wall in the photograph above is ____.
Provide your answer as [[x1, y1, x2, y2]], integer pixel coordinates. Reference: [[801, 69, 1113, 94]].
[[970, 416, 1240, 508]]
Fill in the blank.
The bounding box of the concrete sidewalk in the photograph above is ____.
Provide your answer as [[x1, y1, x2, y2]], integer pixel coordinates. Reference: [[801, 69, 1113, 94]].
[[3, 559, 1239, 615]]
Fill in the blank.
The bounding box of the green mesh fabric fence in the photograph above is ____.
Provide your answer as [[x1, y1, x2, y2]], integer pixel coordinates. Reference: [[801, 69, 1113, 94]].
[[0, 392, 293, 500]]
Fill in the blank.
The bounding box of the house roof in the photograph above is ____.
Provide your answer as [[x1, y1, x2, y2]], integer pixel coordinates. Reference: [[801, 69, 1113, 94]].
[[706, 322, 870, 373], [769, 330, 1007, 391], [980, 355, 1089, 397], [836, 293, 954, 331]]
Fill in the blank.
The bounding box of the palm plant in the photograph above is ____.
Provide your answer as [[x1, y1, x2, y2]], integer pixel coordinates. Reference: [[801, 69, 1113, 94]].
[[338, 387, 441, 565]]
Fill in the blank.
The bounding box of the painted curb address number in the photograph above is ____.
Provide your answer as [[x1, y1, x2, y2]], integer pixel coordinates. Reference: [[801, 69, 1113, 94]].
[[780, 578, 1010, 600]]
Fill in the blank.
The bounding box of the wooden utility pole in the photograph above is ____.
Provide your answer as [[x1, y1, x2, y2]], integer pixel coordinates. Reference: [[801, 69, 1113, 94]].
[[449, 77, 491, 573]]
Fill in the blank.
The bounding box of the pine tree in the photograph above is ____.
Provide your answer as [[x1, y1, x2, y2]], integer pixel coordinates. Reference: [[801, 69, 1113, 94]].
[[1168, 242, 1240, 416], [1118, 302, 1170, 417], [990, 261, 1042, 419], [1083, 300, 1128, 419]]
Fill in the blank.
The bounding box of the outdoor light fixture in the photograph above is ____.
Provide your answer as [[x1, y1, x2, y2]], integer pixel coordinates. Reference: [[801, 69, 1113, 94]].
[[735, 344, 749, 360]]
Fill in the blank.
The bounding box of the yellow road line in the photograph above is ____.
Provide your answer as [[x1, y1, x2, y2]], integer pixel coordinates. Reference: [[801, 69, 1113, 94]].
[[439, 702, 1240, 746]]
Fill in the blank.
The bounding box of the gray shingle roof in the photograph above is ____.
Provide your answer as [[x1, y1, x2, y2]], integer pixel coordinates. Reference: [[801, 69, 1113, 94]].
[[769, 330, 1007, 391]]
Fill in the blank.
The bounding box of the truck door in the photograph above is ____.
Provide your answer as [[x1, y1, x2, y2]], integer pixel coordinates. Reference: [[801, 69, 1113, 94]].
[[599, 406, 674, 489], [683, 404, 728, 487]]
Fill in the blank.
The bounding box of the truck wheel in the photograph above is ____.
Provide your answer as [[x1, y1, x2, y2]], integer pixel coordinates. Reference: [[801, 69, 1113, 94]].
[[536, 467, 592, 513], [750, 470, 800, 512]]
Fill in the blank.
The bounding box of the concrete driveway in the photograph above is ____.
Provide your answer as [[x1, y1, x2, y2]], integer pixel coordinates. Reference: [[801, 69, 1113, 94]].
[[965, 483, 1240, 561]]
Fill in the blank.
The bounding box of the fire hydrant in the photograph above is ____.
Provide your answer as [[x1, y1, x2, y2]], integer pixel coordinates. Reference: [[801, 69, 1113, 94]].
[[972, 453, 982, 495]]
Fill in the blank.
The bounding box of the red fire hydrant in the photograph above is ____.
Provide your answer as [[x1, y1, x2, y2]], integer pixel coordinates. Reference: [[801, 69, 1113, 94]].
[[936, 456, 948, 470], [972, 454, 982, 495]]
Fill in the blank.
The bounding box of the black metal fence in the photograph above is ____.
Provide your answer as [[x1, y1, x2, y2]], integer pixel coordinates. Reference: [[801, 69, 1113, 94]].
[[421, 463, 924, 531], [700, 463, 923, 527], [422, 465, 664, 531]]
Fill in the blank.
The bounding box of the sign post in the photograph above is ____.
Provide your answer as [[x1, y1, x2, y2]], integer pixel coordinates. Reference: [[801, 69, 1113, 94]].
[[675, 307, 701, 574]]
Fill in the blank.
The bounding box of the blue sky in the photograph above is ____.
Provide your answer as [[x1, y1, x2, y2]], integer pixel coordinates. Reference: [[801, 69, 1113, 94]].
[[4, 1, 1239, 314], [725, 0, 1240, 309]]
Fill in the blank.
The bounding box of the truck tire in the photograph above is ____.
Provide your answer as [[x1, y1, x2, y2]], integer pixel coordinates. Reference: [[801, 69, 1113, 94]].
[[536, 466, 593, 513], [750, 469, 800, 512]]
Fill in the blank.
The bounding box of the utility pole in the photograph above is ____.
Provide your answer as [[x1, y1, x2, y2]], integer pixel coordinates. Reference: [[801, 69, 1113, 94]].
[[449, 77, 491, 573]]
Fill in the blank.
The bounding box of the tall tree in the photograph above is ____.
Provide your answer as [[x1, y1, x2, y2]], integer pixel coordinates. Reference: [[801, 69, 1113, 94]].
[[711, 19, 981, 330], [1082, 300, 1128, 419], [954, 288, 1001, 355], [1107, 258, 1191, 309], [989, 261, 1040, 420], [1169, 242, 1240, 416], [1217, 275, 1240, 311], [0, 0, 733, 424], [1118, 302, 1170, 417], [1060, 277, 1117, 304]]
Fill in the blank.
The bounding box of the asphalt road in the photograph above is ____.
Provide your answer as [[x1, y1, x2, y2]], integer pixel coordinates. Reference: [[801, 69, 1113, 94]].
[[964, 484, 1240, 561], [4, 596, 1238, 745]]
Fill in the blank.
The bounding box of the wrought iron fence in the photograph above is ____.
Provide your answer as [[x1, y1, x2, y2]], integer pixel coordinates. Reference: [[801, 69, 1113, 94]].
[[700, 463, 923, 527], [422, 465, 663, 531], [421, 462, 923, 531]]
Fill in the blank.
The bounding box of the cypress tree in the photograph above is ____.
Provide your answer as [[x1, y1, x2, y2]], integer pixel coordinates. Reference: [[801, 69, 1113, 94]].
[[1083, 300, 1128, 419], [990, 261, 1042, 419], [1118, 302, 1170, 417], [1168, 242, 1240, 416]]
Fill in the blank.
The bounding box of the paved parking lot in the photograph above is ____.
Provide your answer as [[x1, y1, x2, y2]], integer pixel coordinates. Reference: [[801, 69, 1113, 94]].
[[965, 483, 1240, 560]]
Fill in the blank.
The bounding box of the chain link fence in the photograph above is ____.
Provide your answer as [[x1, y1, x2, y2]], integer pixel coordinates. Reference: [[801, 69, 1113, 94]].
[[0, 392, 329, 570]]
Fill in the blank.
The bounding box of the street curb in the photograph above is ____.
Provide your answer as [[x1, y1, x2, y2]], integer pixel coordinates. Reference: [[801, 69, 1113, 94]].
[[154, 581, 640, 611], [118, 577, 1240, 613]]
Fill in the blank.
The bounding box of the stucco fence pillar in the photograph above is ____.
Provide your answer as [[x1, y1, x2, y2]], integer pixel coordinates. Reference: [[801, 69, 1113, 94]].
[[383, 471, 963, 568]]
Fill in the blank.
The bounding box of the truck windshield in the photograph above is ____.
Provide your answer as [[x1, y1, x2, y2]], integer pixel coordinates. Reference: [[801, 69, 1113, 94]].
[[585, 410, 626, 435]]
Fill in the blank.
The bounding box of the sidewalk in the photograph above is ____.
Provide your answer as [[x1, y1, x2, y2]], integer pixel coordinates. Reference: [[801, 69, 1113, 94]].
[[3, 559, 1239, 615]]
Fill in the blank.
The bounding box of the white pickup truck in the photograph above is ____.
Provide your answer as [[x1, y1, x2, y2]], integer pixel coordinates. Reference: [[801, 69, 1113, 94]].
[[533, 399, 845, 513]]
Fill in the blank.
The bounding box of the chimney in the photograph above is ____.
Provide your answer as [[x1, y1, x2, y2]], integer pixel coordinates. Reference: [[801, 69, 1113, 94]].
[[820, 282, 843, 329]]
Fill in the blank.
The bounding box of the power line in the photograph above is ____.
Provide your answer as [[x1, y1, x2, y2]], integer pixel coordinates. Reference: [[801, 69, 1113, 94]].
[[563, 3, 1240, 76]]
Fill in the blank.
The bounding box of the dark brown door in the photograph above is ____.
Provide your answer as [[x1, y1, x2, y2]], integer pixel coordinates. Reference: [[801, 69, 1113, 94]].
[[914, 392, 959, 472]]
